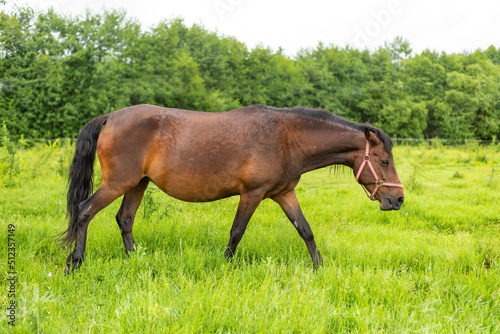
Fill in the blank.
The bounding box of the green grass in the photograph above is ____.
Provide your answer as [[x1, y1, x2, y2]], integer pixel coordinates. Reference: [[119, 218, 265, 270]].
[[1, 142, 499, 333]]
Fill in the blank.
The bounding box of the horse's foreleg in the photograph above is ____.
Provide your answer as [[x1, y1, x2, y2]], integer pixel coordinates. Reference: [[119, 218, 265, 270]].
[[272, 189, 323, 268], [224, 191, 264, 259], [66, 184, 125, 274], [116, 177, 150, 254]]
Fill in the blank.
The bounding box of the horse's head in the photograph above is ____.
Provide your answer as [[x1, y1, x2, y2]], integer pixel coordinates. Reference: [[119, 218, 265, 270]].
[[352, 127, 404, 210]]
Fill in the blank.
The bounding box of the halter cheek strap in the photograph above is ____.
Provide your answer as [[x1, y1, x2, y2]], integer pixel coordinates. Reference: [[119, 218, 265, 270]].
[[355, 140, 403, 201]]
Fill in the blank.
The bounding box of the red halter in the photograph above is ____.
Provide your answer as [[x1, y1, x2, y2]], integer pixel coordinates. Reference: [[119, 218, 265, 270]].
[[355, 140, 404, 201]]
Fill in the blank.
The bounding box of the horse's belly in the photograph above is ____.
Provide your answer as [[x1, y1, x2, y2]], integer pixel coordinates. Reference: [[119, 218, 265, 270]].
[[145, 145, 274, 202], [152, 171, 241, 202]]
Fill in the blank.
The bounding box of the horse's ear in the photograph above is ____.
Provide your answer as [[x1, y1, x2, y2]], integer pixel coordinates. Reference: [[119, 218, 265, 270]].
[[364, 127, 372, 141], [364, 127, 379, 144]]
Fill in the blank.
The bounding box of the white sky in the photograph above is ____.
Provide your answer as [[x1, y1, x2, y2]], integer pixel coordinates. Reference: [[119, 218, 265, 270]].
[[5, 0, 500, 56]]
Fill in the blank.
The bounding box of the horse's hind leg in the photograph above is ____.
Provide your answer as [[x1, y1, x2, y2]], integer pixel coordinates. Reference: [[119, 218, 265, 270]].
[[66, 184, 126, 273], [116, 177, 150, 254]]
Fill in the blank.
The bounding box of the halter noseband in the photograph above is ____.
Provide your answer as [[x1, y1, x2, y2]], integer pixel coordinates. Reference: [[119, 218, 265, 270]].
[[355, 140, 403, 201]]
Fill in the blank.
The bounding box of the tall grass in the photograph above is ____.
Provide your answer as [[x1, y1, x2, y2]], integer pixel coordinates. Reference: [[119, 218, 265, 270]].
[[1, 142, 499, 333]]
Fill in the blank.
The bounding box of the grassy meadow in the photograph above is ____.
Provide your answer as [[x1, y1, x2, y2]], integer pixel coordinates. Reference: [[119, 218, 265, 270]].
[[1, 140, 499, 333]]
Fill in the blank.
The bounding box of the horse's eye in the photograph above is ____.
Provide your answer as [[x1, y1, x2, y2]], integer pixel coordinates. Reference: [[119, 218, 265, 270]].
[[381, 160, 389, 166]]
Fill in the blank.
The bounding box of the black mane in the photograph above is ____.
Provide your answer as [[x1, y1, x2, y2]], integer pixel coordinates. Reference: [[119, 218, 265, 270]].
[[259, 105, 394, 156]]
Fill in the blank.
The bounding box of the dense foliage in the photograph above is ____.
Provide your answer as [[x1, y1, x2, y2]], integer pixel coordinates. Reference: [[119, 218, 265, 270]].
[[1, 6, 499, 139]]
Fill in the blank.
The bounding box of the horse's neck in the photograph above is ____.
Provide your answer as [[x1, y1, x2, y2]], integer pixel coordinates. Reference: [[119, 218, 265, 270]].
[[291, 122, 364, 175]]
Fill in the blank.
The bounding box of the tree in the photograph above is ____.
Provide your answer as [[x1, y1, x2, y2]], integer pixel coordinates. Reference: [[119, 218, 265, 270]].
[[1, 6, 499, 140]]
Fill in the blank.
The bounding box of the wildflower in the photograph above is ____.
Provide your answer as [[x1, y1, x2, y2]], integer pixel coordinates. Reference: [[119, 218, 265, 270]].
[[48, 272, 52, 278]]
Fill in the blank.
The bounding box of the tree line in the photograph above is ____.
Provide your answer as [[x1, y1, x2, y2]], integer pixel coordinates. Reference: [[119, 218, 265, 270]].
[[1, 6, 499, 140]]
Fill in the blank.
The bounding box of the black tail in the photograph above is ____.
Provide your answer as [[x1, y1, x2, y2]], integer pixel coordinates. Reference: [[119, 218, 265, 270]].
[[59, 115, 109, 249]]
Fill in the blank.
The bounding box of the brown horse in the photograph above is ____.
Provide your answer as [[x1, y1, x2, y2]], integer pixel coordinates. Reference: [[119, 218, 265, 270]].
[[61, 104, 404, 273]]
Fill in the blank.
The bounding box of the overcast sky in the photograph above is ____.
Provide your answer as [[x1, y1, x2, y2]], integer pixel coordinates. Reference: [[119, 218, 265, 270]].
[[6, 0, 500, 56]]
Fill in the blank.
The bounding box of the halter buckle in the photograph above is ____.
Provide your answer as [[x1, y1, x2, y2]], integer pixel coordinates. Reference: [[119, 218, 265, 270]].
[[363, 155, 370, 161], [375, 180, 383, 186]]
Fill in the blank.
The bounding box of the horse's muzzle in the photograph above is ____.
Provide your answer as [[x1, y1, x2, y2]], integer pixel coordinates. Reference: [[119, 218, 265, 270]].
[[380, 195, 404, 210]]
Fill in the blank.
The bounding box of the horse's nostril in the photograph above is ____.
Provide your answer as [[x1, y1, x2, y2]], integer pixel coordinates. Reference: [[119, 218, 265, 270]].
[[397, 196, 404, 205]]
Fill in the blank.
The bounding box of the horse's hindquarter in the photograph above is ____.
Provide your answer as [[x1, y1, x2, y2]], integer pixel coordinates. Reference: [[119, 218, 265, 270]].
[[99, 106, 292, 202], [97, 106, 163, 189]]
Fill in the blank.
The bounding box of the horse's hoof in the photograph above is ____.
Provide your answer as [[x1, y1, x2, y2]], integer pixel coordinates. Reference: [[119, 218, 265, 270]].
[[224, 248, 234, 259], [64, 256, 82, 274], [64, 264, 71, 275]]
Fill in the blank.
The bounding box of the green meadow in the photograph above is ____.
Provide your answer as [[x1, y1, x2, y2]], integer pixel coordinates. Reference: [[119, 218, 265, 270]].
[[1, 141, 499, 333]]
